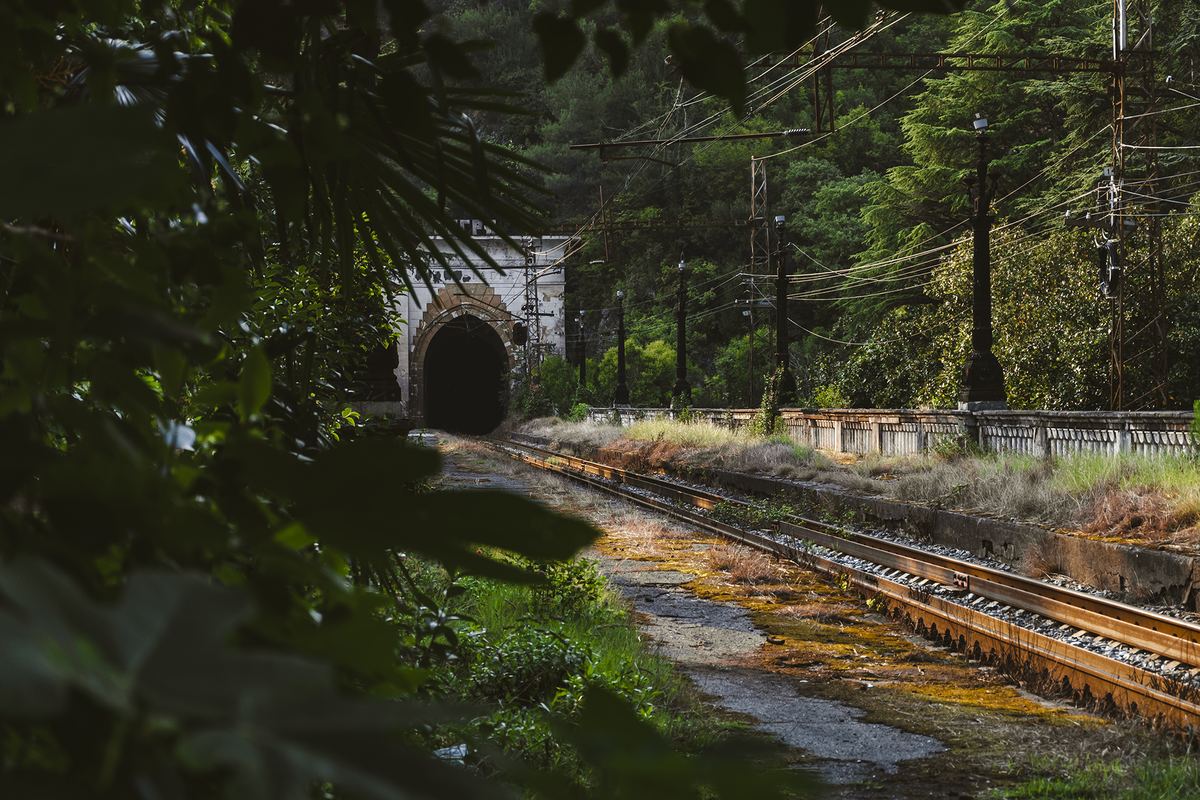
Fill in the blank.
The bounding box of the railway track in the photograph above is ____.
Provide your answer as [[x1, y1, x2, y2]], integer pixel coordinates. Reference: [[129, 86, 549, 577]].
[[486, 436, 1200, 733]]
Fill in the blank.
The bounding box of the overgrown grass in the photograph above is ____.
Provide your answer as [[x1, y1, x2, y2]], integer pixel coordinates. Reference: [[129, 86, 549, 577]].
[[521, 416, 773, 451], [705, 544, 782, 585], [1050, 452, 1200, 497], [519, 415, 1200, 543], [433, 554, 711, 789], [685, 439, 830, 476], [518, 417, 627, 448], [993, 756, 1200, 799], [891, 452, 1082, 526], [625, 417, 749, 449]]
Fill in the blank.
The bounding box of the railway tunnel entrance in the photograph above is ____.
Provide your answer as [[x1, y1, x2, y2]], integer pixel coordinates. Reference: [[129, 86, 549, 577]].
[[423, 315, 508, 434]]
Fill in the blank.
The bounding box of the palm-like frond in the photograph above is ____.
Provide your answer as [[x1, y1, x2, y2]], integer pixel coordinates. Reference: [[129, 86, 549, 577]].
[[63, 14, 552, 298]]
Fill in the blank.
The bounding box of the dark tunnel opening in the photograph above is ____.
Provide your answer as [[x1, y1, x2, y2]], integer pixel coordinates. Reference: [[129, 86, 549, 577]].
[[423, 315, 508, 435]]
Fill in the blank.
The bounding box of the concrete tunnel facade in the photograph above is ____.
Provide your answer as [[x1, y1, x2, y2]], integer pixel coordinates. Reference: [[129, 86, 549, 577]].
[[375, 225, 572, 433]]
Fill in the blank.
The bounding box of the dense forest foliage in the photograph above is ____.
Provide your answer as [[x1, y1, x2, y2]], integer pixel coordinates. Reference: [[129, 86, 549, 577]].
[[1, 0, 868, 797], [432, 0, 1200, 411], [0, 0, 1195, 796]]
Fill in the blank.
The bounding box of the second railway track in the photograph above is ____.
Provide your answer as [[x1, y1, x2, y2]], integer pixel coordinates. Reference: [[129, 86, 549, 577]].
[[487, 436, 1200, 734]]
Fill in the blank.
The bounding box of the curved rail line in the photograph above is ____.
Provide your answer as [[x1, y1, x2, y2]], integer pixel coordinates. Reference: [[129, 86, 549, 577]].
[[487, 436, 1200, 733]]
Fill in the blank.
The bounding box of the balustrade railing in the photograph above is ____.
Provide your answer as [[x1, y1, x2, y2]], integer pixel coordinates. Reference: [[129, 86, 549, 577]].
[[583, 407, 1196, 458]]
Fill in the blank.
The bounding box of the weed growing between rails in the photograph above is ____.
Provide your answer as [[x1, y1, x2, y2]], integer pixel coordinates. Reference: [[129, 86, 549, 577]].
[[708, 493, 861, 541]]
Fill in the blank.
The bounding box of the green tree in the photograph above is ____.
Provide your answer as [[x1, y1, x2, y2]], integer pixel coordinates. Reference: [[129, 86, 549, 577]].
[[594, 340, 676, 407], [540, 353, 581, 416], [851, 0, 1109, 331], [0, 1, 836, 798]]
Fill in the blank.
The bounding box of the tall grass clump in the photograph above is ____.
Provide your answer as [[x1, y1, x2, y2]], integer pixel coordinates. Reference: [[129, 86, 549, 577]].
[[625, 416, 748, 448], [436, 555, 697, 787], [996, 756, 1200, 799], [892, 452, 1084, 527], [518, 417, 626, 448], [1054, 452, 1200, 542], [1049, 452, 1198, 496]]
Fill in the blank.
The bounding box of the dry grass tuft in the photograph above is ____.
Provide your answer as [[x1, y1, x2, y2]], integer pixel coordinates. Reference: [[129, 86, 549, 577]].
[[1020, 541, 1061, 579], [775, 602, 858, 623], [891, 456, 1084, 527], [596, 509, 694, 555], [703, 441, 801, 472], [705, 544, 781, 584], [821, 471, 887, 495], [626, 418, 746, 449], [518, 418, 626, 448], [1079, 484, 1200, 543], [604, 436, 692, 468], [685, 441, 833, 482]]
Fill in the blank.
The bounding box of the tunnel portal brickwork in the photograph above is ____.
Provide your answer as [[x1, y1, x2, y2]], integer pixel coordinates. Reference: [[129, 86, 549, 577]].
[[408, 284, 516, 421]]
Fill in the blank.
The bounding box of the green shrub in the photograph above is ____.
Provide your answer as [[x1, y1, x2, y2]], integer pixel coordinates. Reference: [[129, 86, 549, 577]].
[[468, 628, 590, 704], [525, 557, 610, 617], [808, 384, 849, 409], [745, 367, 788, 437]]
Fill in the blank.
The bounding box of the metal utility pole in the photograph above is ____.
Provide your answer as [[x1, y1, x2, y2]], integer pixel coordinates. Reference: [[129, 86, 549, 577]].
[[1110, 0, 1166, 409], [958, 114, 1008, 410], [1063, 0, 1168, 410], [577, 307, 587, 389], [746, 306, 755, 406], [750, 158, 772, 277], [521, 237, 540, 382], [747, 158, 771, 405], [673, 256, 691, 406], [614, 290, 630, 406], [773, 215, 795, 405]]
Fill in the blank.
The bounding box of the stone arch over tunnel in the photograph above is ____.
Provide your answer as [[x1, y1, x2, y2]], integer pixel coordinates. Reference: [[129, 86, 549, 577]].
[[409, 285, 516, 434], [423, 315, 508, 434]]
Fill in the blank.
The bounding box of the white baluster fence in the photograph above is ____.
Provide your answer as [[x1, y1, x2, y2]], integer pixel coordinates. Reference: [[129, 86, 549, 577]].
[[583, 407, 1197, 458]]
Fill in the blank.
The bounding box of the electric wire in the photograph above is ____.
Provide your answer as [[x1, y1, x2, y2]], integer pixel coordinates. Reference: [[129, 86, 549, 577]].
[[564, 4, 1200, 345], [757, 9, 1008, 162]]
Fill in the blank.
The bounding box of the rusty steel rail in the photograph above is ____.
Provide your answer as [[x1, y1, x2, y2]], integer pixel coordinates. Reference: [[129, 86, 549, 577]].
[[491, 437, 1200, 731]]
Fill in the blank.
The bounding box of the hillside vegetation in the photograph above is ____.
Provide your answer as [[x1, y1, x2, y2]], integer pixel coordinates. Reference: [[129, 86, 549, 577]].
[[431, 0, 1200, 412]]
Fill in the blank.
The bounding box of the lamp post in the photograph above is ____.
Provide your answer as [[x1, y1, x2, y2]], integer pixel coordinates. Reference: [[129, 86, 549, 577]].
[[672, 256, 691, 407], [576, 307, 586, 389], [773, 215, 795, 406], [958, 112, 1008, 410], [614, 290, 630, 406]]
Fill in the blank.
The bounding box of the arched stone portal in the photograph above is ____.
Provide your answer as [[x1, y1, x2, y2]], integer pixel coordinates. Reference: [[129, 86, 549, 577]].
[[396, 239, 568, 428], [408, 285, 516, 433], [422, 315, 508, 434]]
